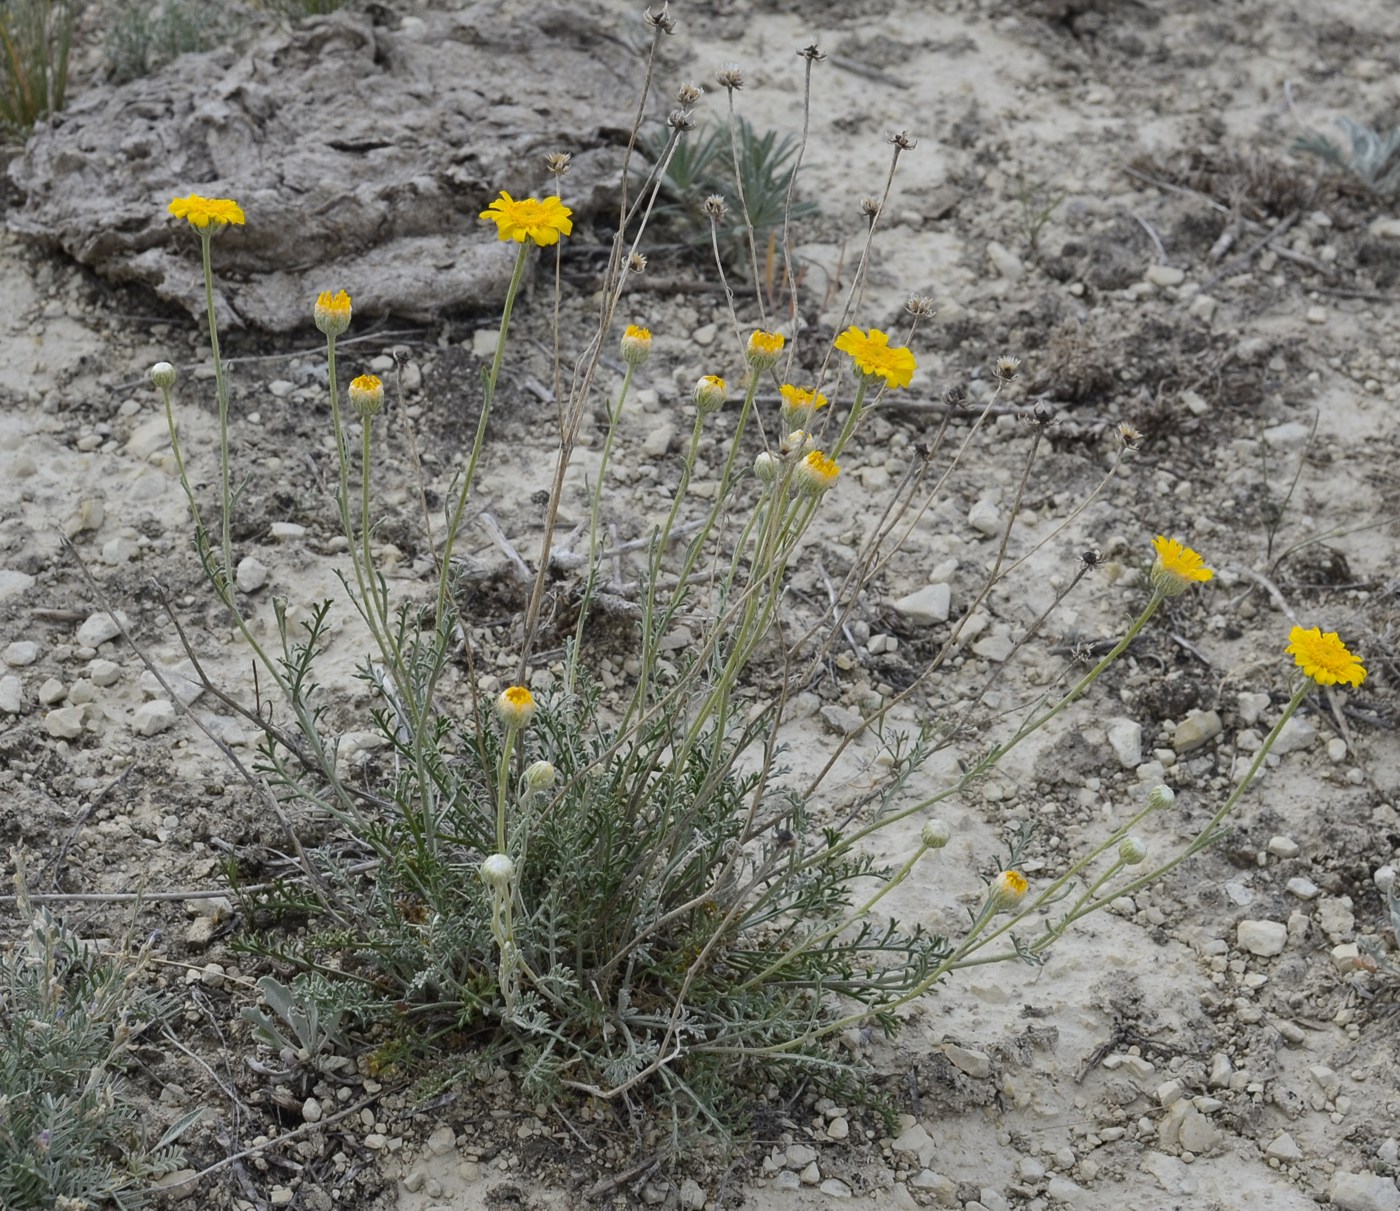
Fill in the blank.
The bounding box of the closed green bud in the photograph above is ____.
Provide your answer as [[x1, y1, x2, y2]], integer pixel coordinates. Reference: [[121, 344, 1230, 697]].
[[921, 819, 951, 849], [525, 760, 556, 790], [1147, 785, 1175, 812], [150, 361, 176, 389], [1119, 835, 1148, 865]]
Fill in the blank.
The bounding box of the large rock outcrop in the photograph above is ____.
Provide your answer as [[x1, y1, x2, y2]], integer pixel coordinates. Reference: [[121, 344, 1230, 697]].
[[8, 4, 635, 330]]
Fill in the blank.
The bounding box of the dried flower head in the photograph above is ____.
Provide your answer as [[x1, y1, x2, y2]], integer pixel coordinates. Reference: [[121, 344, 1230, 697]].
[[167, 194, 245, 231], [943, 385, 968, 408], [906, 294, 937, 318], [1149, 535, 1213, 597], [796, 450, 839, 493], [746, 329, 785, 372], [693, 375, 728, 414], [716, 62, 744, 90], [860, 195, 881, 219], [703, 194, 727, 221], [667, 108, 696, 132], [348, 373, 384, 418], [834, 326, 917, 390], [676, 80, 704, 105], [995, 355, 1021, 382], [888, 130, 917, 151], [150, 361, 176, 390], [1117, 423, 1142, 450], [988, 869, 1029, 912], [479, 192, 573, 246], [798, 42, 826, 62], [621, 324, 653, 366], [1286, 626, 1367, 687], [627, 251, 648, 273], [544, 151, 572, 176], [480, 853, 516, 893], [314, 289, 352, 337], [1080, 548, 1104, 570], [495, 685, 537, 729], [644, 3, 676, 33], [778, 384, 828, 432]]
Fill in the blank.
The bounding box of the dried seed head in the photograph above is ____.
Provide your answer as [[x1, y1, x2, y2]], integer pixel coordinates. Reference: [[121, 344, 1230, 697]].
[[675, 80, 704, 105], [644, 4, 676, 33], [1117, 422, 1142, 450], [888, 130, 917, 151], [942, 385, 968, 409], [1080, 547, 1103, 569], [716, 62, 744, 90], [667, 107, 696, 132], [544, 151, 572, 176], [392, 345, 411, 369], [906, 294, 937, 318], [859, 196, 881, 219], [1025, 401, 1055, 427], [994, 355, 1021, 382], [798, 42, 826, 62], [703, 194, 727, 221], [627, 251, 648, 273]]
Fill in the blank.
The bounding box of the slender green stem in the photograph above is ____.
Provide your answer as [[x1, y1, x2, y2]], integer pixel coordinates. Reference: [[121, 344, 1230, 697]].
[[198, 231, 233, 588], [496, 724, 520, 854]]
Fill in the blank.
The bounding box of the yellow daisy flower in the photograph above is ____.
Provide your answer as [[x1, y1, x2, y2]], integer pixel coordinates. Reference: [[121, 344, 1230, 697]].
[[796, 450, 839, 493], [988, 869, 1028, 912], [833, 326, 916, 389], [778, 383, 829, 429], [167, 194, 245, 230], [348, 374, 384, 417], [479, 192, 573, 246], [747, 329, 784, 371], [314, 290, 352, 337], [1286, 626, 1366, 687], [495, 685, 537, 728], [1149, 535, 1213, 597], [621, 324, 652, 366]]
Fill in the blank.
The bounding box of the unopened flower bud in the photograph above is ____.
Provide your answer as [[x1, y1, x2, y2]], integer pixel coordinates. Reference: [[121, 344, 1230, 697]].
[[1147, 784, 1175, 812], [314, 289, 352, 337], [348, 373, 384, 417], [780, 429, 816, 455], [480, 853, 515, 893], [1118, 836, 1148, 865], [150, 361, 176, 390], [693, 374, 727, 414], [921, 819, 951, 849], [987, 869, 1029, 912], [621, 324, 652, 366], [495, 685, 537, 729], [754, 451, 779, 483], [525, 760, 556, 791]]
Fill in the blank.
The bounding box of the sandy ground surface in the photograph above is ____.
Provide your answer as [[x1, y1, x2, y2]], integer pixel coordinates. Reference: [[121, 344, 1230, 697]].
[[4, 0, 1400, 1208]]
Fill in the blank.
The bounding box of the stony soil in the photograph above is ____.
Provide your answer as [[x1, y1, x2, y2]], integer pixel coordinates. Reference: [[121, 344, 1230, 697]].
[[3, 1, 1400, 1209]]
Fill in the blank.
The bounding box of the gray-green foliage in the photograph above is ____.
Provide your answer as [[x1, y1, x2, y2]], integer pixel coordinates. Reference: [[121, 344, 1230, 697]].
[[1295, 116, 1400, 198], [0, 899, 193, 1209], [103, 0, 229, 85], [234, 665, 944, 1140]]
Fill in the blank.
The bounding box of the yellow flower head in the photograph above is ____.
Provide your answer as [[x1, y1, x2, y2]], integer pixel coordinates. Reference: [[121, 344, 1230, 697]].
[[693, 374, 728, 415], [988, 869, 1029, 912], [778, 383, 829, 429], [479, 191, 573, 246], [495, 685, 537, 729], [796, 450, 839, 493], [1149, 535, 1213, 597], [314, 290, 352, 337], [1286, 626, 1366, 687], [746, 329, 785, 372], [621, 324, 652, 366], [167, 194, 245, 231], [348, 374, 384, 418], [834, 326, 916, 389]]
